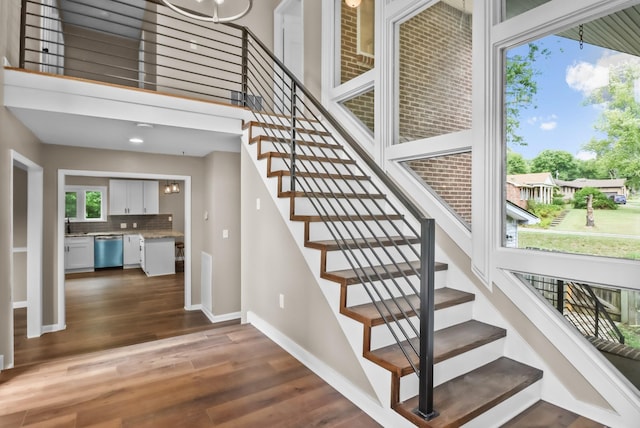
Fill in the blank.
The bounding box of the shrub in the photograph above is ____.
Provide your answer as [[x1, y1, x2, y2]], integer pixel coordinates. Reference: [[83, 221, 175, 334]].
[[573, 187, 617, 210], [526, 200, 564, 228]]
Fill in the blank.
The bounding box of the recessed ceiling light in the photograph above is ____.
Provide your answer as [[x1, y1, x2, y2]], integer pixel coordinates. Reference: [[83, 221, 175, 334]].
[[129, 137, 144, 144], [136, 123, 153, 128]]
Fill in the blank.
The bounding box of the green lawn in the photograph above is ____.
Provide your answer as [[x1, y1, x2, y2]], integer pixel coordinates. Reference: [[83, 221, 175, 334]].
[[518, 230, 640, 259], [553, 203, 640, 235]]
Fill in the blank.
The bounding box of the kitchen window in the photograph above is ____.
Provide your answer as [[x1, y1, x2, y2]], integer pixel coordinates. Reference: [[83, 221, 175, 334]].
[[65, 185, 107, 222]]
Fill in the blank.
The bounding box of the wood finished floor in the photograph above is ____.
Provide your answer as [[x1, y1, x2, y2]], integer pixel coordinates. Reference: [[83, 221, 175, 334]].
[[7, 269, 379, 427]]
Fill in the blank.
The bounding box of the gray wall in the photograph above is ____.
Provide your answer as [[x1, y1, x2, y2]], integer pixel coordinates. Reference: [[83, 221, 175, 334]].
[[203, 151, 241, 316], [240, 147, 377, 399]]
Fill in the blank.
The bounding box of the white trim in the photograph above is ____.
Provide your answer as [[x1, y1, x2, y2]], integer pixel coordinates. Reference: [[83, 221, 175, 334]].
[[247, 311, 397, 427], [193, 304, 241, 324], [3, 56, 10, 66], [57, 169, 193, 330], [386, 131, 472, 162], [12, 247, 27, 253], [11, 151, 44, 341], [12, 301, 27, 309], [42, 323, 65, 334]]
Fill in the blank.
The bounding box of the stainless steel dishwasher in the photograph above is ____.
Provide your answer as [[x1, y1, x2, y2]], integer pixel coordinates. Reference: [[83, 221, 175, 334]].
[[94, 235, 123, 268]]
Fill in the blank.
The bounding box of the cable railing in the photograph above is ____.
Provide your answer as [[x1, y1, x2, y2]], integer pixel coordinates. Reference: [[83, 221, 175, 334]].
[[521, 274, 625, 344], [18, 0, 438, 419]]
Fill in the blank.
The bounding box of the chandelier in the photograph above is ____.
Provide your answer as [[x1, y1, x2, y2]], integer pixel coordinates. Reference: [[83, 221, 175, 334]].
[[159, 0, 253, 23]]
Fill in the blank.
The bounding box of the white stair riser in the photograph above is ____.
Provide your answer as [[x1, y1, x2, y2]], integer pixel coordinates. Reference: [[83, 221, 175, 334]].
[[323, 244, 419, 272], [368, 302, 474, 351], [307, 219, 409, 242], [461, 381, 542, 428], [292, 197, 390, 217], [257, 141, 347, 159], [398, 340, 507, 402], [279, 175, 371, 194], [268, 157, 356, 176], [344, 272, 448, 308]]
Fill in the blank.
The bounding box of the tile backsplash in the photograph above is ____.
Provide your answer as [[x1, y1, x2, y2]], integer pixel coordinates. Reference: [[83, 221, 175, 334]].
[[68, 214, 173, 234]]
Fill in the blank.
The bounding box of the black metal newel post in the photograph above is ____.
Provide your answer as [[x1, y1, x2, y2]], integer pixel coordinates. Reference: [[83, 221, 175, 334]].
[[415, 218, 438, 420], [241, 28, 249, 108], [556, 280, 564, 314], [289, 83, 297, 194]]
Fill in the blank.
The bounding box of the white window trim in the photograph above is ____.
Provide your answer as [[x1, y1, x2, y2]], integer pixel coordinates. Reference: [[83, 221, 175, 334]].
[[477, 0, 640, 292], [65, 185, 107, 222]]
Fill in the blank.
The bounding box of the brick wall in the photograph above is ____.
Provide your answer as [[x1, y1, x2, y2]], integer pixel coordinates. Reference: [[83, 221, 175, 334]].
[[398, 2, 472, 142], [408, 151, 472, 225], [340, 3, 375, 130], [506, 182, 528, 210], [342, 89, 375, 132]]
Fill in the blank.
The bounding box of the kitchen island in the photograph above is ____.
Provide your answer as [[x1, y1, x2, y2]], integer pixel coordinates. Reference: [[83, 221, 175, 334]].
[[139, 231, 183, 277]]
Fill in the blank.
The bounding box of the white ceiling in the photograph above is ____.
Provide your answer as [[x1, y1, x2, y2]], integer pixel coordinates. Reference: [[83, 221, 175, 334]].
[[8, 107, 242, 157]]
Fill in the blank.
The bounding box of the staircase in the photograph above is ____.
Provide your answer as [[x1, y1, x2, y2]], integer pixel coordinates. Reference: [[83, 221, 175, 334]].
[[244, 119, 581, 427]]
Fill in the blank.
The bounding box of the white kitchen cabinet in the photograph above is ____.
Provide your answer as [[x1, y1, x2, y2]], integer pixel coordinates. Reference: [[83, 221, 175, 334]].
[[109, 179, 158, 215], [123, 234, 141, 268], [140, 237, 175, 277], [143, 180, 159, 214], [64, 236, 94, 272]]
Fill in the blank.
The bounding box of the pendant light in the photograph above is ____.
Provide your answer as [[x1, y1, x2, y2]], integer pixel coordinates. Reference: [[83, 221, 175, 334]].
[[171, 181, 181, 193], [164, 181, 172, 194], [160, 0, 253, 23], [345, 0, 362, 8]]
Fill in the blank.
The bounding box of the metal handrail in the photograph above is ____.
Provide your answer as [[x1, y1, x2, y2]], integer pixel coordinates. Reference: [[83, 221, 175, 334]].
[[18, 1, 438, 418]]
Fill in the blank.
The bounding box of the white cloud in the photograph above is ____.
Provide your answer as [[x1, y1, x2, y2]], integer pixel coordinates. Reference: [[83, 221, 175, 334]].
[[527, 114, 557, 131], [576, 150, 596, 161], [566, 61, 609, 95], [540, 121, 557, 131], [566, 52, 640, 96]]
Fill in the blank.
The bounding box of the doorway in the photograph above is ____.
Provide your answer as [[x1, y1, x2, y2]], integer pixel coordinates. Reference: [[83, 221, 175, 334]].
[[274, 0, 304, 112], [11, 150, 44, 349]]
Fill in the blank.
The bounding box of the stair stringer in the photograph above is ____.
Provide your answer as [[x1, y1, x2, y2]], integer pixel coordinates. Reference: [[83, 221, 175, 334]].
[[241, 133, 417, 427]]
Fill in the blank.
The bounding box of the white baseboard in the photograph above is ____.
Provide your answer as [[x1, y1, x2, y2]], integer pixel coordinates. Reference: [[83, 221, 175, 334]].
[[247, 311, 396, 427], [13, 301, 27, 309], [0, 355, 3, 371], [189, 304, 241, 324], [42, 323, 66, 334], [3, 57, 10, 67]]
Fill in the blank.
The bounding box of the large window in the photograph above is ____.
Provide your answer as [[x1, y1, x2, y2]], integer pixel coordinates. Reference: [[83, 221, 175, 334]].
[[502, 4, 640, 262], [65, 186, 107, 222]]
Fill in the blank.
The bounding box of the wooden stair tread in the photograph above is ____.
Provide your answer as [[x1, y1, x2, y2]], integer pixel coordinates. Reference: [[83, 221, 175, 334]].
[[323, 260, 446, 285], [260, 151, 357, 164], [345, 288, 474, 327], [247, 121, 331, 136], [270, 170, 370, 181], [280, 190, 386, 200], [501, 400, 604, 427], [306, 235, 419, 251], [396, 357, 543, 428], [250, 134, 342, 150], [293, 213, 403, 223], [368, 320, 506, 376]]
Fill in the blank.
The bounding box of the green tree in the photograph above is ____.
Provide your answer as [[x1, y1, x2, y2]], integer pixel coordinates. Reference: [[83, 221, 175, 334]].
[[584, 64, 640, 189], [505, 43, 550, 145], [65, 192, 77, 218], [85, 191, 102, 219], [575, 158, 609, 179], [572, 187, 617, 210], [506, 150, 529, 174], [530, 149, 579, 180]]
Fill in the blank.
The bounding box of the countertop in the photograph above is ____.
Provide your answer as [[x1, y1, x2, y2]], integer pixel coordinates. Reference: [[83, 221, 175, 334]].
[[65, 230, 184, 239]]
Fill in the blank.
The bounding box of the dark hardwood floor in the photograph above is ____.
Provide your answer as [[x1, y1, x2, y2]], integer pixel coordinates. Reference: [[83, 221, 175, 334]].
[[13, 268, 221, 367], [6, 269, 379, 427]]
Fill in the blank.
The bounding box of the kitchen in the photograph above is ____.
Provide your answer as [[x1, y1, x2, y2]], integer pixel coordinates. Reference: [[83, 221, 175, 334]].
[[64, 176, 185, 278]]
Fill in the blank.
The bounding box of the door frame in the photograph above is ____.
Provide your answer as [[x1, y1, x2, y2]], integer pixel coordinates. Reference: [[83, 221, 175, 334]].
[[274, 0, 304, 112], [11, 150, 44, 341], [56, 170, 192, 331]]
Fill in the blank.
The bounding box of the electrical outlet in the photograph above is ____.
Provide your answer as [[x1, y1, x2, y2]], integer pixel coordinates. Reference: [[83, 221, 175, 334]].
[[222, 229, 229, 239], [120, 223, 127, 229], [256, 198, 261, 210], [133, 223, 137, 228], [168, 216, 172, 222], [279, 294, 284, 309]]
